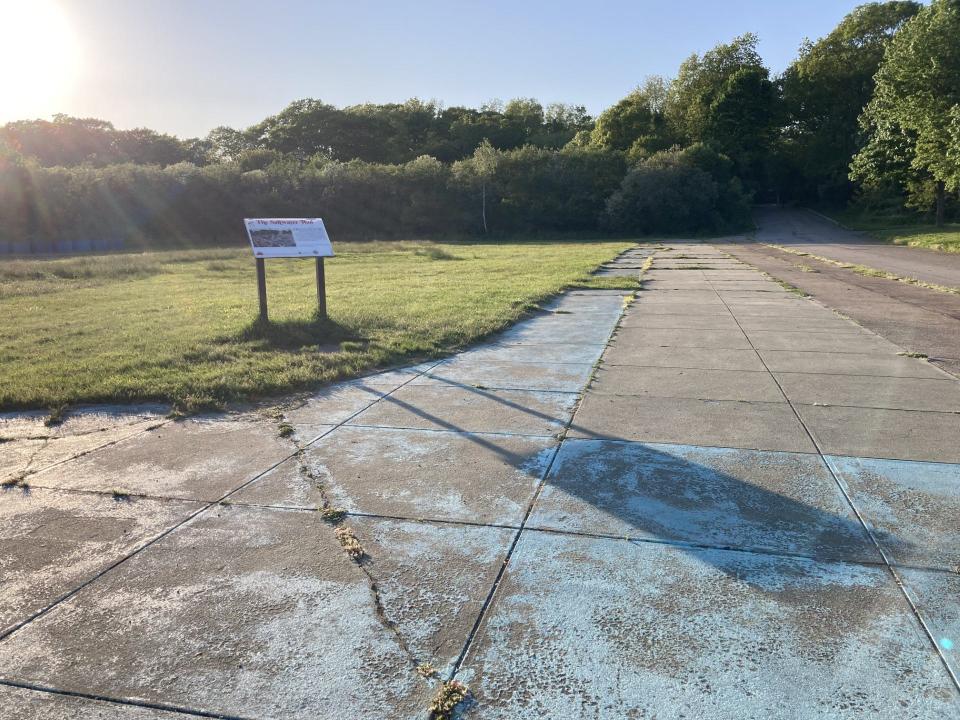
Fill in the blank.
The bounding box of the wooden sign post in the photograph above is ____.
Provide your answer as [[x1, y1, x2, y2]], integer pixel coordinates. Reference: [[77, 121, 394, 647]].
[[256, 257, 269, 322], [315, 257, 326, 317], [244, 218, 334, 323]]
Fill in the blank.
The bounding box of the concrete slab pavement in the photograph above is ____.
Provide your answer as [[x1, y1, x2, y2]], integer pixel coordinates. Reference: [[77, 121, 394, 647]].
[[232, 425, 557, 525], [0, 506, 512, 719], [457, 532, 958, 719], [2, 241, 958, 718]]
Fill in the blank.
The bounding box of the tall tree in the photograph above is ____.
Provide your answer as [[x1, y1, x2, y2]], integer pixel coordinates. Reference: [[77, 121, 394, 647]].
[[665, 34, 777, 191], [589, 77, 675, 160], [852, 0, 960, 224], [666, 34, 766, 143], [473, 139, 499, 233], [703, 66, 778, 190], [780, 1, 921, 203]]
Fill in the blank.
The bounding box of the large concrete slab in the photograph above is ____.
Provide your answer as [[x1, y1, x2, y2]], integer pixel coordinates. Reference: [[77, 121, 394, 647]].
[[634, 290, 727, 303], [702, 271, 773, 280], [760, 350, 949, 378], [736, 315, 865, 333], [613, 327, 752, 350], [282, 383, 389, 428], [0, 488, 200, 636], [798, 405, 960, 463], [342, 361, 440, 389], [625, 302, 731, 316], [590, 365, 783, 402], [645, 270, 706, 281], [539, 292, 629, 318], [602, 345, 767, 371], [826, 456, 960, 570], [451, 341, 606, 365], [529, 440, 878, 561], [655, 262, 745, 270], [570, 395, 816, 452], [232, 425, 556, 525], [0, 407, 165, 484], [28, 417, 295, 502], [346, 385, 577, 435], [0, 684, 194, 719], [458, 531, 959, 719], [0, 506, 514, 719], [729, 304, 840, 318], [745, 330, 900, 354], [496, 317, 616, 346], [619, 312, 743, 330], [776, 373, 960, 412], [641, 279, 715, 290], [411, 359, 594, 392]]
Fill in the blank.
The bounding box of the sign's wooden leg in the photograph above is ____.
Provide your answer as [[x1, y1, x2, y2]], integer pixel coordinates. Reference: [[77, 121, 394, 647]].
[[316, 257, 327, 318], [256, 257, 268, 323]]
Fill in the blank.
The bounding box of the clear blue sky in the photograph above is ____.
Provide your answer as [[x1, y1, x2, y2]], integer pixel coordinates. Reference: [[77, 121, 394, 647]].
[[3, 0, 876, 138]]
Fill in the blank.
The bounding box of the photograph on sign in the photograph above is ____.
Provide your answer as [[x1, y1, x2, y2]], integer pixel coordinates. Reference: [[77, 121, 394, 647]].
[[244, 218, 334, 258], [250, 229, 295, 248]]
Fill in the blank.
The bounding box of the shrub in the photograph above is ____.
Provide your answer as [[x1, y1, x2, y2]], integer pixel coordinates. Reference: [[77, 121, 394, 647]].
[[601, 146, 751, 234]]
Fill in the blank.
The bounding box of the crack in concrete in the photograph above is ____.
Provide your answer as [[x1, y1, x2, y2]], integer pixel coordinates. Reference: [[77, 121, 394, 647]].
[[443, 249, 650, 702]]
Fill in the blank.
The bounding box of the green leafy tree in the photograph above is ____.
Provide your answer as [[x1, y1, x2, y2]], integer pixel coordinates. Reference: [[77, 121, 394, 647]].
[[852, 0, 960, 224], [589, 77, 675, 160], [780, 1, 921, 203], [666, 34, 766, 142], [665, 34, 777, 191], [473, 139, 499, 233], [702, 66, 778, 190]]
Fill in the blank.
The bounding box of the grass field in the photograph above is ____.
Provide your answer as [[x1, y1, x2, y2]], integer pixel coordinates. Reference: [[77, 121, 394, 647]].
[[823, 210, 960, 253], [0, 240, 636, 412]]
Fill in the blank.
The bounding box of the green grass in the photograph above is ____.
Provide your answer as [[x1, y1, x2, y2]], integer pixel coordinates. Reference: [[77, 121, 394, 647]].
[[818, 209, 960, 253], [0, 240, 634, 411]]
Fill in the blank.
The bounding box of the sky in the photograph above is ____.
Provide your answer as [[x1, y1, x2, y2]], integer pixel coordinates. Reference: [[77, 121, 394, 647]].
[[0, 0, 878, 139]]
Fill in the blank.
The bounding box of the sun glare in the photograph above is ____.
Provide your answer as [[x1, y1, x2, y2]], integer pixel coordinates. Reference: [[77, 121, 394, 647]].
[[0, 0, 80, 118]]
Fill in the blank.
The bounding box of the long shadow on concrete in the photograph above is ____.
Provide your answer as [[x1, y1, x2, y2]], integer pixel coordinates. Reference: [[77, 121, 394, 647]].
[[348, 376, 901, 575]]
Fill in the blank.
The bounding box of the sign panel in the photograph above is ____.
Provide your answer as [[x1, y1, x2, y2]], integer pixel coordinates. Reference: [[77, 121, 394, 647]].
[[244, 218, 334, 258]]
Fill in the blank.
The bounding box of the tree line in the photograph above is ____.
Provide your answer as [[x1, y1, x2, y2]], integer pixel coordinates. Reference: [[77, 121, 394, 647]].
[[0, 0, 957, 250]]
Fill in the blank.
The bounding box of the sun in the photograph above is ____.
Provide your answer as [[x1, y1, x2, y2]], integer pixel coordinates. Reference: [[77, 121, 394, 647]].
[[0, 0, 80, 119]]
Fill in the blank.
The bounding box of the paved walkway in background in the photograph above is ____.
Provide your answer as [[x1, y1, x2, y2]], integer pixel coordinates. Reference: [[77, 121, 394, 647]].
[[1, 243, 958, 719], [756, 206, 960, 289]]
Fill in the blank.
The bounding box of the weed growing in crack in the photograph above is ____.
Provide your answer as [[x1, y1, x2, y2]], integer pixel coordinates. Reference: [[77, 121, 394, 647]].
[[773, 279, 809, 297], [417, 663, 438, 679], [767, 244, 960, 295], [111, 488, 130, 501], [320, 506, 347, 522], [335, 526, 365, 561], [429, 680, 471, 719], [277, 421, 295, 438], [45, 405, 67, 427], [898, 351, 928, 359]]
